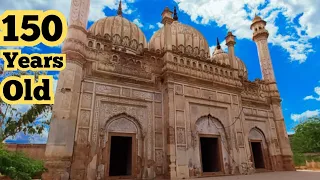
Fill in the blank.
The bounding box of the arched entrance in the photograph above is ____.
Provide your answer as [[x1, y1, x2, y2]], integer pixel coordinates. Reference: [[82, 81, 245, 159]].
[[248, 127, 271, 171], [195, 115, 229, 176], [101, 113, 143, 179]]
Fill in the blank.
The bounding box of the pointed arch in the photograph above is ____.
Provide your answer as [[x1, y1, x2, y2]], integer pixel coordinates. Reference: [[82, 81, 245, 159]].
[[195, 114, 226, 135], [104, 112, 143, 136], [248, 127, 266, 141]]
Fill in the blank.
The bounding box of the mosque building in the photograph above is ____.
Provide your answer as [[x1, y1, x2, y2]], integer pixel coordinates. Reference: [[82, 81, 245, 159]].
[[43, 0, 295, 179]]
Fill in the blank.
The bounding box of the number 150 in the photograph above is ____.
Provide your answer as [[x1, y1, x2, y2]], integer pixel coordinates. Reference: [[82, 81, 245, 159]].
[[0, 10, 67, 47]]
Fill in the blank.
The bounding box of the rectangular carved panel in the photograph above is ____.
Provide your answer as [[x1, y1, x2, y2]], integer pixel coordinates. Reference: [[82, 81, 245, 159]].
[[155, 133, 163, 148], [177, 146, 187, 165], [122, 88, 131, 97], [257, 110, 268, 117], [217, 92, 231, 103], [184, 86, 195, 97], [175, 84, 183, 95], [77, 128, 89, 144], [175, 95, 185, 110], [96, 84, 120, 95], [155, 149, 163, 175], [237, 132, 244, 147], [155, 117, 163, 132], [81, 93, 92, 109], [176, 111, 185, 127], [83, 82, 93, 92], [177, 127, 186, 144], [154, 102, 162, 116], [132, 90, 153, 100], [232, 95, 238, 104], [154, 93, 162, 102], [202, 89, 216, 101], [79, 110, 91, 127]]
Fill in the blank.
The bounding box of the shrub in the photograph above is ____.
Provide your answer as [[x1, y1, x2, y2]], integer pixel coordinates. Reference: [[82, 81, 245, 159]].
[[0, 145, 46, 180]]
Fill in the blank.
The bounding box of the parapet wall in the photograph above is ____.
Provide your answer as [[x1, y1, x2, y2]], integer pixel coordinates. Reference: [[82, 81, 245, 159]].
[[5, 144, 46, 160]]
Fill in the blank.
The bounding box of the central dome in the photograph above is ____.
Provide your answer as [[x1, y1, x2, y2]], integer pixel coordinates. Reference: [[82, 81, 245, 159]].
[[88, 16, 147, 53], [149, 21, 210, 58]]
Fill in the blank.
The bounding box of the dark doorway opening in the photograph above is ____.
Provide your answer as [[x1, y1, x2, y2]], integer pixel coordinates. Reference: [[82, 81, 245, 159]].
[[251, 141, 265, 169], [109, 136, 133, 176], [200, 137, 222, 173]]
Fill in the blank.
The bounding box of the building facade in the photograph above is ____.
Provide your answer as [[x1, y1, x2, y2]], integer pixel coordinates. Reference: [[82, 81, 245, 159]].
[[42, 0, 295, 179]]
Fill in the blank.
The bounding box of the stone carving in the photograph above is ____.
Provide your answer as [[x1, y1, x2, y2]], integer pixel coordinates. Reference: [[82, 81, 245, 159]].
[[132, 90, 153, 100], [77, 129, 88, 144], [177, 127, 186, 144], [69, 0, 89, 28], [108, 117, 138, 133], [79, 110, 90, 127], [95, 84, 120, 95], [81, 93, 92, 109], [168, 126, 175, 144]]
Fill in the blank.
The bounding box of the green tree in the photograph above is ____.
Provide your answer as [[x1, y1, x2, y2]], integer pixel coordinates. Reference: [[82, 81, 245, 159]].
[[0, 144, 46, 180], [291, 116, 320, 153], [0, 67, 52, 142]]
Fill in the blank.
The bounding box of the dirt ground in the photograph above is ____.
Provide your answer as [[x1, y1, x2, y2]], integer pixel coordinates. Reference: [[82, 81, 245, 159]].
[[189, 170, 320, 180]]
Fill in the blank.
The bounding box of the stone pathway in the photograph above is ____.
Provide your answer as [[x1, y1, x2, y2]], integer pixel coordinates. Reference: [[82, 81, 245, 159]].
[[189, 171, 320, 180]]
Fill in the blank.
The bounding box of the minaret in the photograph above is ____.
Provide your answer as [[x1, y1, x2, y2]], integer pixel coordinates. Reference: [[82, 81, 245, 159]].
[[251, 15, 295, 171], [225, 32, 236, 72], [43, 0, 90, 179], [250, 15, 278, 93], [161, 7, 174, 51]]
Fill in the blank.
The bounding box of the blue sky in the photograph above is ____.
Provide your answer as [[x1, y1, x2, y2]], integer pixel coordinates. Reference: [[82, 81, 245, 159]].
[[0, 0, 319, 143]]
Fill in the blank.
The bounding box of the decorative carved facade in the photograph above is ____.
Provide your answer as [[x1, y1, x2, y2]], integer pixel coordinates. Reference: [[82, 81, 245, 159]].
[[43, 1, 295, 180]]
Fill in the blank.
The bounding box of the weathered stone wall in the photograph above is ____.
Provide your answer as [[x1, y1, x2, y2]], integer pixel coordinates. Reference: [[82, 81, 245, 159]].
[[5, 144, 46, 160], [169, 82, 249, 178], [72, 80, 164, 179]]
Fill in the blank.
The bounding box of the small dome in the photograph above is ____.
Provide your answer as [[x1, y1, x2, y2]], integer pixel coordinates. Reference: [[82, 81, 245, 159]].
[[88, 16, 147, 53], [149, 21, 210, 58], [212, 47, 248, 78], [252, 15, 262, 24], [212, 47, 230, 66]]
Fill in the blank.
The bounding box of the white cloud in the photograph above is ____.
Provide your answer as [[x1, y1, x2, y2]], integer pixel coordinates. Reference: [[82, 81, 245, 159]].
[[209, 39, 227, 55], [0, 0, 135, 24], [174, 0, 320, 63], [133, 18, 143, 28], [291, 109, 320, 122], [157, 22, 164, 28], [149, 24, 155, 29], [304, 86, 320, 101]]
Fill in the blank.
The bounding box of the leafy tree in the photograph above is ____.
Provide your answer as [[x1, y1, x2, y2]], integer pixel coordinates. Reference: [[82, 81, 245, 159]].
[[0, 144, 46, 180], [291, 116, 320, 153], [0, 66, 52, 142]]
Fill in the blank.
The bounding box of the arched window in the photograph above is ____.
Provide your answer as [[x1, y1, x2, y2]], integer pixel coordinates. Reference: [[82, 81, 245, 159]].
[[88, 41, 93, 47]]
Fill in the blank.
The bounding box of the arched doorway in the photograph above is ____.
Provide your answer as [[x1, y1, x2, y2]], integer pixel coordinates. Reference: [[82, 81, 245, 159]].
[[101, 113, 143, 179], [248, 127, 271, 171], [195, 115, 229, 176]]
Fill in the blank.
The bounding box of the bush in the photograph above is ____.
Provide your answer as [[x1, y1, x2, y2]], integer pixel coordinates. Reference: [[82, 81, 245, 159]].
[[0, 145, 46, 180], [293, 152, 320, 166]]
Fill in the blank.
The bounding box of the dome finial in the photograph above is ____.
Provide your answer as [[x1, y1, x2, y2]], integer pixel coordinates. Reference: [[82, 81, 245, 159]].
[[217, 37, 221, 49], [173, 6, 178, 21], [117, 0, 123, 16]]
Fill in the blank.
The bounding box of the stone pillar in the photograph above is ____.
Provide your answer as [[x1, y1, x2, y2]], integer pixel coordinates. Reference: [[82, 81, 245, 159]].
[[250, 15, 295, 171], [161, 7, 174, 51], [42, 0, 90, 179], [163, 70, 177, 179], [225, 32, 237, 78]]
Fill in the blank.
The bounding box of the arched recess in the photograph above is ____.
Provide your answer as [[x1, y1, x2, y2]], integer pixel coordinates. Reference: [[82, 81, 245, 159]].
[[248, 127, 271, 171], [99, 113, 144, 179], [194, 115, 230, 175]]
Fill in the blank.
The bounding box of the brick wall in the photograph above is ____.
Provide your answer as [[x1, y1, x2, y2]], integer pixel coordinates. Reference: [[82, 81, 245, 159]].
[[5, 144, 46, 160]]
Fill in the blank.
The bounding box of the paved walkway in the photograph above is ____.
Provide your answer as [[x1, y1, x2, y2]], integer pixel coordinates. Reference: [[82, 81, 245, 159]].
[[189, 171, 320, 180]]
